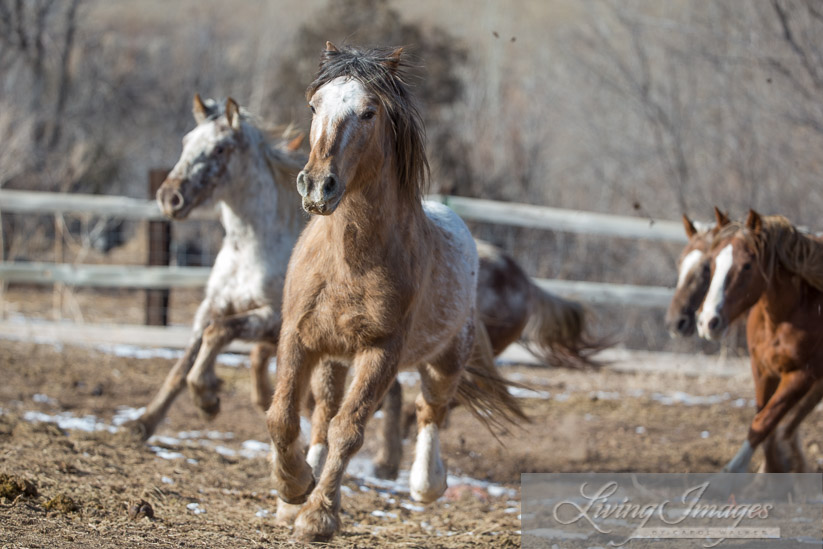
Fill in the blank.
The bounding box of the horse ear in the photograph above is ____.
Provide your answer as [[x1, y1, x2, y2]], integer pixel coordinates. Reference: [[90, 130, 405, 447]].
[[714, 206, 730, 227], [745, 209, 763, 234], [325, 41, 338, 53], [682, 214, 697, 238], [383, 46, 403, 73], [286, 133, 304, 152], [193, 93, 209, 124], [225, 98, 241, 131]]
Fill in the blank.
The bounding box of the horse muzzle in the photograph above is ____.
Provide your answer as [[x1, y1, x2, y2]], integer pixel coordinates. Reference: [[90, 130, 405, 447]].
[[666, 312, 696, 338], [297, 171, 344, 215], [156, 181, 191, 220], [696, 310, 726, 341]]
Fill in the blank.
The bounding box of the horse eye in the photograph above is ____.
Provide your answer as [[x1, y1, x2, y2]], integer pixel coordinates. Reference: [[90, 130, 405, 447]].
[[309, 105, 316, 114], [742, 262, 752, 271], [361, 110, 376, 120], [215, 145, 225, 155]]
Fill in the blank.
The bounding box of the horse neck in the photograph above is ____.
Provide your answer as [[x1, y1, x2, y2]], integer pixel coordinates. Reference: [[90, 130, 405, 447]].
[[326, 169, 425, 251], [760, 261, 808, 323], [219, 139, 302, 248]]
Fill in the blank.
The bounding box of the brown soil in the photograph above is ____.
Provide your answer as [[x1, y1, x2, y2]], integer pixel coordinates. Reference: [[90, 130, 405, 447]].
[[1, 339, 822, 547]]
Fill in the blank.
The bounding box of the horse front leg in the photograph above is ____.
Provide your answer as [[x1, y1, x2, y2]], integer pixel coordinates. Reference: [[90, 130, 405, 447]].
[[266, 332, 317, 506], [187, 306, 279, 417], [275, 359, 348, 526], [761, 377, 823, 472], [127, 334, 202, 440], [374, 379, 403, 480], [293, 345, 400, 542], [724, 369, 814, 473]]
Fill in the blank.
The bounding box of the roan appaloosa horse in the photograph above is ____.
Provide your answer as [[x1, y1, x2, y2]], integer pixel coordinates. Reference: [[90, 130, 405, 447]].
[[264, 43, 528, 541]]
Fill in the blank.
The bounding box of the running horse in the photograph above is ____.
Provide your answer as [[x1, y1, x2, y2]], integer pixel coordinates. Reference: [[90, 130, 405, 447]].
[[265, 43, 527, 541], [697, 210, 823, 472], [129, 96, 596, 451], [130, 95, 306, 438]]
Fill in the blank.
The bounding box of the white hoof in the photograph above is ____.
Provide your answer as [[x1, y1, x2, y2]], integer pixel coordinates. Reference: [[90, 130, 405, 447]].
[[410, 423, 447, 503]]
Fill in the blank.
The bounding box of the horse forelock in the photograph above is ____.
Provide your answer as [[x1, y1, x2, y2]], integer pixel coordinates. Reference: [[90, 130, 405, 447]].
[[711, 216, 823, 293], [307, 45, 429, 202]]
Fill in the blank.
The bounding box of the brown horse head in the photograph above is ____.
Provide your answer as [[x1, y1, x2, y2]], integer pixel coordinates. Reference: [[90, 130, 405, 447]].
[[697, 209, 767, 340], [665, 207, 730, 337], [157, 95, 245, 219], [297, 43, 428, 215]]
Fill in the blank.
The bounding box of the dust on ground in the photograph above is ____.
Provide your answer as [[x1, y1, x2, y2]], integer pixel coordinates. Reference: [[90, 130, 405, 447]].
[[1, 339, 821, 547]]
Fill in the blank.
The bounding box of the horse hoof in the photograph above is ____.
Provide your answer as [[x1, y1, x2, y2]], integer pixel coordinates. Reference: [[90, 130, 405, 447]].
[[293, 499, 338, 542], [373, 462, 399, 480], [195, 395, 221, 419], [275, 500, 302, 526], [123, 419, 152, 442]]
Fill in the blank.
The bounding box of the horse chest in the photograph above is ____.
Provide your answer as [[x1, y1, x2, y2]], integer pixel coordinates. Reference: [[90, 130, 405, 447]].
[[296, 274, 401, 350]]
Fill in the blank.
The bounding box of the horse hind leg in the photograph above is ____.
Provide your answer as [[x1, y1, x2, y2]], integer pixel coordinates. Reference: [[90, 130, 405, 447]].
[[250, 342, 276, 412], [306, 360, 347, 478], [374, 379, 403, 480], [410, 336, 467, 504]]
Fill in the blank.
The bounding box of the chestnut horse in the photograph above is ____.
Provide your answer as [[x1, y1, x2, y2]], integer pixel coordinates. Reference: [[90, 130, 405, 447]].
[[665, 207, 729, 337], [697, 210, 823, 472], [265, 44, 527, 541]]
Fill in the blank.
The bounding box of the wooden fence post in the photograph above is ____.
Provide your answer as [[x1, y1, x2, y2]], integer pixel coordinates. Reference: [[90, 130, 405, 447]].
[[146, 169, 170, 326]]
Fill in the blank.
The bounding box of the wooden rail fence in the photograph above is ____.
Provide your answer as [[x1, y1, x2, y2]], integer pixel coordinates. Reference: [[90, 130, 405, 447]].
[[0, 188, 681, 308]]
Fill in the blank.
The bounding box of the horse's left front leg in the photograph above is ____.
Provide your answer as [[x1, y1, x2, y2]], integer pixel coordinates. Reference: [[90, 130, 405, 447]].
[[293, 345, 400, 542], [724, 369, 814, 473], [187, 306, 279, 417]]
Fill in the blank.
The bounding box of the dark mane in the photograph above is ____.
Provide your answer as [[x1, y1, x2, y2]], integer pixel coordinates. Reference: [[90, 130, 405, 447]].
[[307, 45, 430, 201]]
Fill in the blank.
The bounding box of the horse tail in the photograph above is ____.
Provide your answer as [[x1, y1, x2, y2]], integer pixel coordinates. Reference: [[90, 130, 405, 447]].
[[521, 281, 607, 368], [455, 313, 529, 436]]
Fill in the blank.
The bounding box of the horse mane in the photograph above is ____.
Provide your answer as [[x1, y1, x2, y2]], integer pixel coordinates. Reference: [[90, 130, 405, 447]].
[[200, 97, 307, 189], [306, 44, 430, 202], [201, 96, 307, 230], [713, 215, 823, 292]]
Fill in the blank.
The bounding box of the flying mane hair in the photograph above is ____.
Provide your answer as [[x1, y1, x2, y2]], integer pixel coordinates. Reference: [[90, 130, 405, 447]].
[[712, 214, 823, 293], [306, 44, 430, 202]]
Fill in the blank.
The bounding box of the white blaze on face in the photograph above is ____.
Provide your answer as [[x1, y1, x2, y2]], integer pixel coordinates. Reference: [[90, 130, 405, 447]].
[[697, 244, 734, 334], [676, 249, 704, 289], [311, 77, 369, 151]]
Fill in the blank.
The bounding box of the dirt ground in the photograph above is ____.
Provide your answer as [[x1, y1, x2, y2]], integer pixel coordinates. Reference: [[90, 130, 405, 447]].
[[1, 339, 822, 548]]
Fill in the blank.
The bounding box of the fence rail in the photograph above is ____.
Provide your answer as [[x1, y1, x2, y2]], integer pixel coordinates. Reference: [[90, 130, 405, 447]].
[[0, 189, 680, 308], [1, 189, 687, 242], [0, 262, 675, 307]]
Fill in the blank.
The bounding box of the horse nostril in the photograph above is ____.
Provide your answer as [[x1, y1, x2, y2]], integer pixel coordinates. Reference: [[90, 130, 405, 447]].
[[170, 190, 184, 211], [297, 172, 309, 194], [708, 316, 719, 332], [323, 175, 337, 194], [677, 317, 689, 332]]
